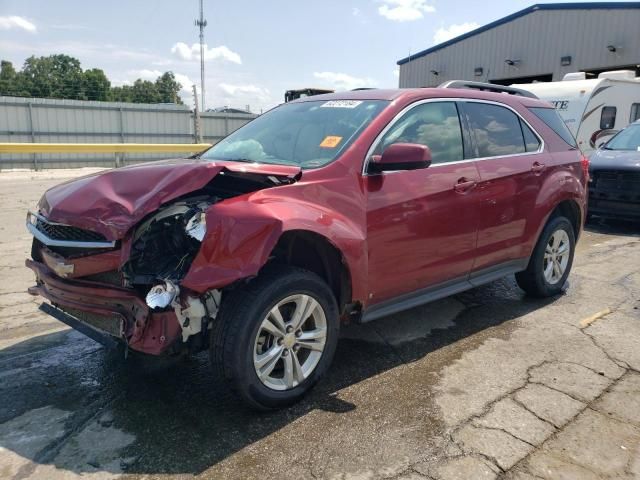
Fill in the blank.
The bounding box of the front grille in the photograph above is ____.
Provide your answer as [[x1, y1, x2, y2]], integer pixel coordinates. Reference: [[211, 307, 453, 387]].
[[592, 200, 640, 214], [593, 170, 640, 192], [35, 217, 107, 243]]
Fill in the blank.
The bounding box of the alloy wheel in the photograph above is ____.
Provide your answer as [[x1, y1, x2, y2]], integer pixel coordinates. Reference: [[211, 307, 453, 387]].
[[543, 229, 570, 284], [253, 294, 327, 391]]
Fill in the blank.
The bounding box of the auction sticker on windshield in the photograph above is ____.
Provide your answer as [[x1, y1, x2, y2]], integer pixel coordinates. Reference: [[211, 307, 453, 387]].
[[321, 100, 363, 109], [319, 136, 343, 148]]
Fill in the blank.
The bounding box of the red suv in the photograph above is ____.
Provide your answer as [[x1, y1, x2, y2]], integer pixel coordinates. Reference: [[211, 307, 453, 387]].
[[26, 84, 587, 409]]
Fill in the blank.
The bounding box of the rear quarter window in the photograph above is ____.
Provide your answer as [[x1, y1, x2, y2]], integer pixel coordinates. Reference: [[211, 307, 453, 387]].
[[528, 107, 577, 148]]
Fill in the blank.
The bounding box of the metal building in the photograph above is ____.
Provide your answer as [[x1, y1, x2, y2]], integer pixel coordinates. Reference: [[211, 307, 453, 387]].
[[398, 2, 640, 88]]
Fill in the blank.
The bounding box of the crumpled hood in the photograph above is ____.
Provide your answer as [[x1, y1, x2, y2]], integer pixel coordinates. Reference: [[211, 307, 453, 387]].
[[39, 159, 301, 240], [589, 148, 640, 173]]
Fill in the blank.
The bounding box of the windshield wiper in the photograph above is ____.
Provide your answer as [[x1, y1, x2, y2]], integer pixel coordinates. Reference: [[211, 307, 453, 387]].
[[213, 157, 255, 163]]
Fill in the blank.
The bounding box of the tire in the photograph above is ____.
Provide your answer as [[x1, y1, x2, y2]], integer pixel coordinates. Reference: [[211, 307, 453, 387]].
[[210, 266, 339, 410], [516, 216, 576, 298]]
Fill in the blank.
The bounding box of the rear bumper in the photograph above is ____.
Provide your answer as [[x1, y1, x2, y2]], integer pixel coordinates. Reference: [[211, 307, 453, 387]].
[[26, 259, 181, 355]]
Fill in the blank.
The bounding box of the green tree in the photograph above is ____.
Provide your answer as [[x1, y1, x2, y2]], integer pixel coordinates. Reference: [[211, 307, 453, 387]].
[[1, 54, 185, 104], [131, 79, 160, 103], [155, 71, 183, 104], [109, 85, 133, 103], [0, 61, 21, 95], [20, 54, 84, 99], [83, 68, 110, 101]]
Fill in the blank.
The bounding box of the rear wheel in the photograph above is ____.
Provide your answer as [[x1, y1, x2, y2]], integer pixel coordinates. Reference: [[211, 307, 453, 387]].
[[516, 216, 575, 298], [211, 266, 339, 410]]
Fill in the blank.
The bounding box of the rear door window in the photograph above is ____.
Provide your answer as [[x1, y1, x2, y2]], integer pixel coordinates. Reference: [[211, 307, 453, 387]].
[[463, 102, 526, 157], [600, 106, 617, 130], [529, 107, 577, 148]]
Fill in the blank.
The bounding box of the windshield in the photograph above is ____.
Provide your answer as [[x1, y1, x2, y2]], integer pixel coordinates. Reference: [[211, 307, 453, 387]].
[[604, 123, 640, 151], [201, 100, 389, 168]]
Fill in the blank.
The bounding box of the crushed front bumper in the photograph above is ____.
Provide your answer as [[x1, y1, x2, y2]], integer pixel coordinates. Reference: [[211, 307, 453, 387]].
[[26, 259, 182, 355]]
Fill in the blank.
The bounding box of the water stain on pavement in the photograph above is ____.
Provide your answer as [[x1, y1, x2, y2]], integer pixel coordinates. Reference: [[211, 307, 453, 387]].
[[0, 276, 553, 479]]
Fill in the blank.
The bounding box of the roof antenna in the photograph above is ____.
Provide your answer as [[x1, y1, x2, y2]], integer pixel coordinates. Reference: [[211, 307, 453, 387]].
[[195, 0, 208, 111]]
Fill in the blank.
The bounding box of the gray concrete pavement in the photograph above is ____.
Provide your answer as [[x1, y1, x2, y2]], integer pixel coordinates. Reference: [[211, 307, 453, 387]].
[[0, 169, 639, 479]]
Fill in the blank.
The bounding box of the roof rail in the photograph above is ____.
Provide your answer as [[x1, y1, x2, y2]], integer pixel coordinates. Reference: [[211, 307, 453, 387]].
[[438, 80, 539, 99]]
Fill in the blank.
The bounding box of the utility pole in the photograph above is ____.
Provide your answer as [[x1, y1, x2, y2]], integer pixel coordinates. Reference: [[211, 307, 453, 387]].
[[194, 0, 207, 111], [193, 84, 202, 144]]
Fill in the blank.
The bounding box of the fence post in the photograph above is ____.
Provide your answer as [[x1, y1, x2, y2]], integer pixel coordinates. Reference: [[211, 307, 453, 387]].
[[27, 102, 38, 170], [117, 107, 125, 167]]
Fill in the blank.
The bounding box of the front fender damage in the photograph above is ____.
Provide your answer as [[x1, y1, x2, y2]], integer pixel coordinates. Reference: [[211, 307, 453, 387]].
[[123, 170, 308, 352], [182, 209, 283, 293], [180, 194, 366, 304]]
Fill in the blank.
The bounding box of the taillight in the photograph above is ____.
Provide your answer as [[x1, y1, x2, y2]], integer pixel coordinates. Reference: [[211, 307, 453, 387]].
[[580, 155, 590, 183]]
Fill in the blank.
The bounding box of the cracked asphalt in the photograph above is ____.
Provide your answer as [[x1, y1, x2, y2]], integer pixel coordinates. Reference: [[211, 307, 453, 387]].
[[1, 169, 639, 480]]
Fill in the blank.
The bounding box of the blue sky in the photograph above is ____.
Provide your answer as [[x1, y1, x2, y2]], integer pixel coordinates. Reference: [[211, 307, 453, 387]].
[[0, 0, 630, 111]]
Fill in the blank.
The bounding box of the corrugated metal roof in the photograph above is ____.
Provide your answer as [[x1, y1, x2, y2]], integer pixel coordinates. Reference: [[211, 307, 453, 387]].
[[397, 2, 640, 65]]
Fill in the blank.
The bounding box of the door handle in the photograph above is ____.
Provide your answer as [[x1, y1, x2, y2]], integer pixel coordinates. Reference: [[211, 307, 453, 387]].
[[531, 161, 546, 173], [453, 177, 477, 194]]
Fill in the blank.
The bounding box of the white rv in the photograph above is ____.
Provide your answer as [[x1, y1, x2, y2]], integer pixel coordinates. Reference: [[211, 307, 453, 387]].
[[517, 71, 640, 154]]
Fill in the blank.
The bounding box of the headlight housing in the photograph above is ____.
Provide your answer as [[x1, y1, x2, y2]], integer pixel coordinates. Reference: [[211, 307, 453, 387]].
[[124, 201, 211, 285], [146, 280, 179, 309], [185, 211, 206, 242]]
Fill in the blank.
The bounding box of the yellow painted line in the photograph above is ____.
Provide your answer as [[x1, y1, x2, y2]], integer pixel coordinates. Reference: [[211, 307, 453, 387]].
[[579, 308, 612, 329], [0, 143, 212, 154]]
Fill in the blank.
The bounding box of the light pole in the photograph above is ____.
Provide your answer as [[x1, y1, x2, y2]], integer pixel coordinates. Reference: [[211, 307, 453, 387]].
[[195, 0, 207, 111]]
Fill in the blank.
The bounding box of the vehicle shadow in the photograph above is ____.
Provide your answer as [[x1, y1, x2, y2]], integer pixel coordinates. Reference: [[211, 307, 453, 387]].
[[585, 216, 640, 237], [0, 276, 557, 476]]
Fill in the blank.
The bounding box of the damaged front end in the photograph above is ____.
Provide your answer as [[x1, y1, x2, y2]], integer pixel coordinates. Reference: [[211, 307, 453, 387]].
[[26, 161, 300, 356], [122, 197, 221, 352], [26, 200, 222, 356]]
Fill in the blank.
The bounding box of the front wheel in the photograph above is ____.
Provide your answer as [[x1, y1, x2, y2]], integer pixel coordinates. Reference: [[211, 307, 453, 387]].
[[516, 216, 576, 298], [211, 266, 339, 410]]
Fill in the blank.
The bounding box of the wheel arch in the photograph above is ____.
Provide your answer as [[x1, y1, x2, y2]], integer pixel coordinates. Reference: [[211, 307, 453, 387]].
[[525, 196, 583, 262], [269, 230, 353, 314], [550, 199, 583, 241]]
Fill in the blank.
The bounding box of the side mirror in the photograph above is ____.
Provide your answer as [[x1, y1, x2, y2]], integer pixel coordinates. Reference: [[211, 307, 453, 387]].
[[370, 143, 432, 173]]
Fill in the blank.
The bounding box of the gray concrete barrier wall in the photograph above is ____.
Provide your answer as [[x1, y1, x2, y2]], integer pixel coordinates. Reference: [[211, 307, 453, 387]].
[[0, 96, 257, 169]]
